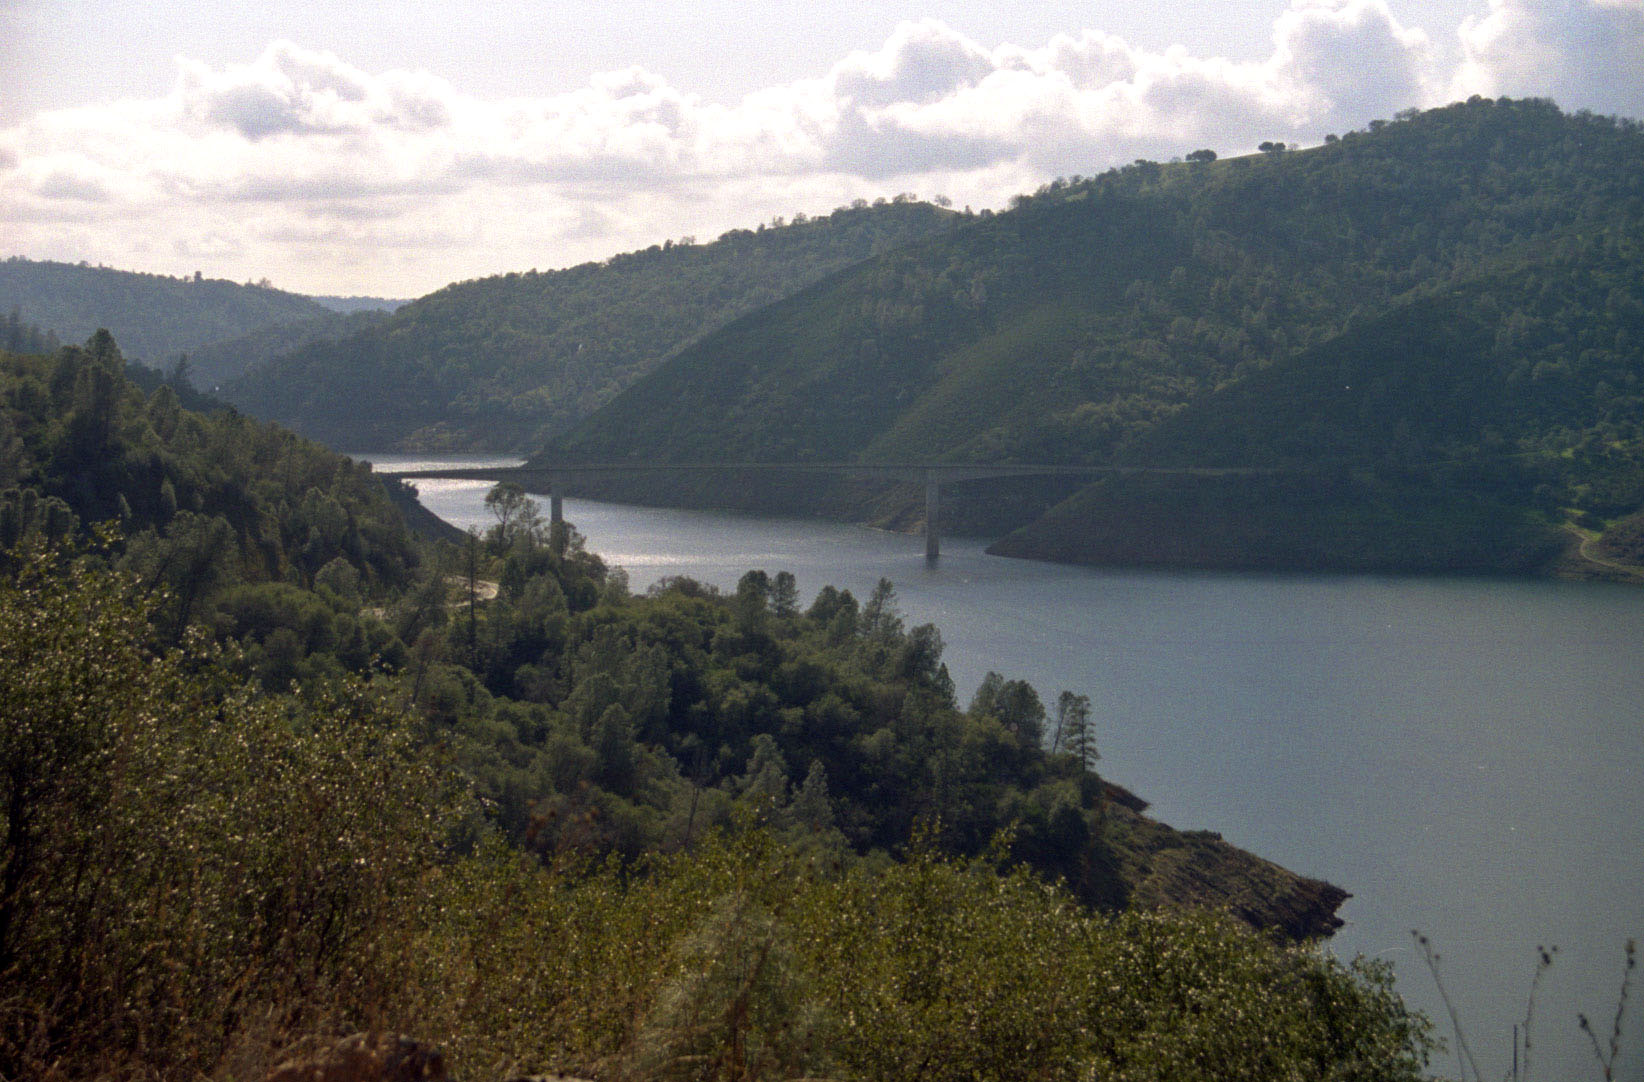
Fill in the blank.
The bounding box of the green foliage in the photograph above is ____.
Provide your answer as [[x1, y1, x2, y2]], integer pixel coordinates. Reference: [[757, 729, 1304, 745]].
[[0, 256, 332, 370], [0, 354, 1436, 1079], [183, 306, 393, 385], [225, 201, 958, 450], [0, 545, 460, 1078], [0, 336, 424, 600], [403, 832, 1432, 1082], [1, 306, 57, 355], [548, 99, 1644, 575]]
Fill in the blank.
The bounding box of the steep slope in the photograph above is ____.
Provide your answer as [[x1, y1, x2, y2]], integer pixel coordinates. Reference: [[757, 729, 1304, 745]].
[[226, 201, 958, 451], [0, 332, 1353, 949], [183, 308, 393, 388], [0, 257, 332, 368], [544, 98, 1644, 575], [991, 245, 1644, 572]]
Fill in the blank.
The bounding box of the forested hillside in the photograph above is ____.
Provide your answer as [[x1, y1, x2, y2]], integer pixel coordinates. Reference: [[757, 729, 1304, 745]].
[[0, 330, 1342, 928], [992, 241, 1644, 571], [225, 200, 958, 450], [0, 256, 334, 371], [547, 98, 1644, 577], [183, 307, 394, 387], [2, 332, 1433, 1077]]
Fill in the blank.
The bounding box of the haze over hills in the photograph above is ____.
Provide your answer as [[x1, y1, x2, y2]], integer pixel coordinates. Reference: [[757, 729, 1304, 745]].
[[0, 258, 328, 365], [224, 200, 959, 451], [0, 257, 408, 387], [542, 98, 1644, 577], [308, 294, 412, 314], [182, 309, 397, 388]]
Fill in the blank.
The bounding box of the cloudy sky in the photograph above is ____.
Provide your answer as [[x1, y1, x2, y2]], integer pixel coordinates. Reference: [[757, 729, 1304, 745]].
[[3, 0, 1641, 297]]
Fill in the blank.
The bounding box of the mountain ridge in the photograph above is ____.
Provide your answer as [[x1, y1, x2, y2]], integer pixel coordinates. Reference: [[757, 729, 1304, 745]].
[[538, 98, 1644, 577], [0, 257, 335, 370], [225, 201, 961, 451]]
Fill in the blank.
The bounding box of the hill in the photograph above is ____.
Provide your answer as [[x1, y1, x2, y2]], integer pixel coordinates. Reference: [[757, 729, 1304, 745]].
[[0, 331, 1354, 931], [182, 307, 394, 388], [543, 98, 1644, 577], [991, 246, 1643, 572], [309, 293, 410, 314], [224, 200, 959, 451], [0, 257, 334, 372], [4, 332, 1435, 1077]]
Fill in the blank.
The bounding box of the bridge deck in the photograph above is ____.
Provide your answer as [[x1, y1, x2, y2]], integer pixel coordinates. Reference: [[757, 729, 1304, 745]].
[[379, 461, 1283, 561], [382, 461, 1278, 484]]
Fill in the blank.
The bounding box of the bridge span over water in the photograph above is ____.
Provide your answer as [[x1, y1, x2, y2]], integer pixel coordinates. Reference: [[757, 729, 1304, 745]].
[[382, 461, 1276, 561]]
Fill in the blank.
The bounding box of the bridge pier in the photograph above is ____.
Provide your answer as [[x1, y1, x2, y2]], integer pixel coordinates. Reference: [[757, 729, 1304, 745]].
[[387, 460, 1250, 566], [925, 472, 940, 562]]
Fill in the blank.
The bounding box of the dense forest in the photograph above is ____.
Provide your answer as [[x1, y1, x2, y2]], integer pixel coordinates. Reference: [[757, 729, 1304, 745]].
[[543, 99, 1644, 578], [224, 200, 959, 450], [0, 335, 1434, 1078], [183, 306, 396, 387], [0, 257, 340, 372]]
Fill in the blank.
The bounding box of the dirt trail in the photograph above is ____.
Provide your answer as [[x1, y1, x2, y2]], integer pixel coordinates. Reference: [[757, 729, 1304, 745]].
[[1561, 525, 1644, 580]]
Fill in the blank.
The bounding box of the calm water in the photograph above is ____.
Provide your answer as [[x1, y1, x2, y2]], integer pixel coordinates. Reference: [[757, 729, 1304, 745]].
[[366, 453, 1644, 1081]]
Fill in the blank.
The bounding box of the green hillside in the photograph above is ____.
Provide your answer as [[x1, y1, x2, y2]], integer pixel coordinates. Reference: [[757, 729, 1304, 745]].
[[183, 307, 393, 387], [225, 201, 958, 451], [1, 333, 1434, 1078], [545, 98, 1644, 577], [989, 245, 1644, 572], [0, 257, 333, 371]]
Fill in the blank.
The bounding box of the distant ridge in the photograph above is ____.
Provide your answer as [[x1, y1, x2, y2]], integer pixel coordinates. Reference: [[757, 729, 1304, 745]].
[[0, 256, 331, 366], [544, 99, 1644, 577], [308, 294, 411, 314], [225, 200, 959, 451]]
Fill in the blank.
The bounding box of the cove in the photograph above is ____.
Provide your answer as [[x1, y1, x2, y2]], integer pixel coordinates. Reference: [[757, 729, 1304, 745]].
[[369, 453, 1644, 1082]]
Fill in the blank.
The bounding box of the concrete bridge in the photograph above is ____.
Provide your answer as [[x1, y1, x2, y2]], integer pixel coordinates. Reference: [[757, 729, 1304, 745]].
[[382, 461, 1277, 561]]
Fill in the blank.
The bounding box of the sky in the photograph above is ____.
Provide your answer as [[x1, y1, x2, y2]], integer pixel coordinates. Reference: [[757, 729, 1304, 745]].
[[2, 0, 1642, 297]]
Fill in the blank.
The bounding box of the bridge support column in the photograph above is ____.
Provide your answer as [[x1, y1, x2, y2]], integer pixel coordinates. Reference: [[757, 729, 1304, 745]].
[[924, 472, 940, 562], [548, 481, 563, 527]]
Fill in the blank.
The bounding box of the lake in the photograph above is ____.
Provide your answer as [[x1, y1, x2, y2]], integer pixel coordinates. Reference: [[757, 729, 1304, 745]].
[[366, 453, 1643, 1082]]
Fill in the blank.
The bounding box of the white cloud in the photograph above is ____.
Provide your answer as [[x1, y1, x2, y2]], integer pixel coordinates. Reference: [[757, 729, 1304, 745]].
[[176, 41, 453, 140], [1454, 0, 1644, 115], [1272, 1, 1438, 128], [832, 19, 999, 108], [0, 5, 1636, 294]]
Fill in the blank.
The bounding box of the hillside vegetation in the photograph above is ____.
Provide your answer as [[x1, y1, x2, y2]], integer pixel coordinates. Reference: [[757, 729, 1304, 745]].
[[0, 333, 1428, 1077], [546, 98, 1644, 577], [183, 306, 394, 387], [226, 201, 959, 451], [0, 257, 335, 372]]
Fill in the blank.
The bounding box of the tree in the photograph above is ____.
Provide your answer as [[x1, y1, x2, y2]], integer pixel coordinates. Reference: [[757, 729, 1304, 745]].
[[790, 760, 834, 832], [1187, 148, 1218, 163], [1056, 691, 1097, 769], [166, 355, 194, 390], [736, 569, 772, 622], [859, 577, 902, 638], [970, 672, 1045, 748], [770, 570, 799, 617], [483, 481, 545, 549], [739, 733, 790, 810]]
